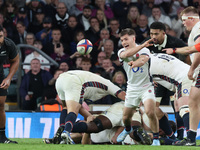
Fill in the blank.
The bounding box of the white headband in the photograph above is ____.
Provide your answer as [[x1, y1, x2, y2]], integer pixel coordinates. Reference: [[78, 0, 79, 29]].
[[181, 16, 199, 20]]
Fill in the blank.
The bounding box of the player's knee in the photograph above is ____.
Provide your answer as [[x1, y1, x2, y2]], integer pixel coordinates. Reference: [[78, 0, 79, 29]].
[[179, 105, 189, 118], [145, 109, 155, 119]]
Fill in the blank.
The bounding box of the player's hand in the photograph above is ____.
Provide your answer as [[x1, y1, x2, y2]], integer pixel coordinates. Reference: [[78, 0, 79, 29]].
[[188, 68, 195, 81], [86, 115, 96, 123], [162, 48, 173, 54], [128, 61, 135, 68], [0, 78, 11, 89], [142, 38, 154, 47]]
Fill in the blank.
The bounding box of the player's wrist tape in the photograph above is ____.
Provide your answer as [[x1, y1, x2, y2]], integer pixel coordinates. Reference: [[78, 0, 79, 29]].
[[173, 48, 176, 54]]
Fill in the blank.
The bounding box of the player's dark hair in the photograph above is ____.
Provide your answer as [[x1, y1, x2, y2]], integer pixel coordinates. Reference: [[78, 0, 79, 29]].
[[150, 22, 166, 32], [119, 28, 136, 37]]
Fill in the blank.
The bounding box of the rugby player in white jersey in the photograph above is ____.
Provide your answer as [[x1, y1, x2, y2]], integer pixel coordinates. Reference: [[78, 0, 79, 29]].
[[116, 28, 160, 146], [149, 53, 192, 135], [162, 6, 200, 146], [55, 70, 126, 144]]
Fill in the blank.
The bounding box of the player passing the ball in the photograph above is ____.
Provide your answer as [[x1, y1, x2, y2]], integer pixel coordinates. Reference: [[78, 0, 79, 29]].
[[116, 28, 160, 146]]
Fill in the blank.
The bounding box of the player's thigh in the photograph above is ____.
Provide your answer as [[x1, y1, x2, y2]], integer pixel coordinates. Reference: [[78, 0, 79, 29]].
[[189, 86, 200, 103]]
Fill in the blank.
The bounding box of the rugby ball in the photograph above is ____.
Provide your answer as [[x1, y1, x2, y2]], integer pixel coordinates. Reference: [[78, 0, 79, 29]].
[[77, 39, 93, 55]]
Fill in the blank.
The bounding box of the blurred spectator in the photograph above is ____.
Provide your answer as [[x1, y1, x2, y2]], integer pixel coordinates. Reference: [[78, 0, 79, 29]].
[[110, 54, 122, 71], [69, 0, 85, 16], [125, 5, 140, 28], [26, 0, 44, 23], [192, 0, 200, 14], [148, 6, 172, 28], [3, 0, 18, 39], [59, 60, 69, 72], [80, 57, 93, 72], [169, 0, 188, 18], [85, 16, 101, 44], [39, 87, 63, 111], [54, 2, 69, 30], [77, 5, 92, 31], [95, 9, 108, 29], [43, 28, 69, 56], [3, 0, 18, 26], [62, 15, 84, 47], [61, 0, 76, 11], [95, 51, 106, 68], [102, 58, 115, 80], [20, 58, 52, 110], [112, 0, 129, 29], [92, 0, 114, 20], [94, 28, 110, 51], [112, 71, 127, 91], [164, 23, 177, 37], [70, 30, 85, 54], [104, 39, 115, 58], [0, 13, 4, 27], [142, 0, 166, 17], [50, 43, 70, 64], [13, 7, 29, 29], [27, 7, 45, 34], [154, 0, 171, 15], [71, 56, 82, 70], [44, 0, 58, 18], [134, 14, 150, 44], [13, 21, 27, 44], [171, 7, 185, 38], [0, 0, 4, 13], [2, 27, 7, 37], [25, 32, 35, 45], [23, 40, 50, 73], [48, 69, 63, 86], [22, 32, 35, 60], [35, 16, 53, 45], [108, 18, 121, 53], [85, 17, 101, 64]]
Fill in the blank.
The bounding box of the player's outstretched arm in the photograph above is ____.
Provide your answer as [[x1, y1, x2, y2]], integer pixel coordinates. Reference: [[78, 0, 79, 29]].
[[162, 45, 198, 55], [120, 39, 153, 59], [128, 55, 149, 68]]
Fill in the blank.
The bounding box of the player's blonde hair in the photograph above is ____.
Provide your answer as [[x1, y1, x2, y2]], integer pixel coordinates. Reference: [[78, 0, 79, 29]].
[[180, 6, 199, 17]]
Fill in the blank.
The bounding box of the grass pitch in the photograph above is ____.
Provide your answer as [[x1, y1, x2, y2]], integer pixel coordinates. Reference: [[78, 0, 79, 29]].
[[1, 139, 200, 150]]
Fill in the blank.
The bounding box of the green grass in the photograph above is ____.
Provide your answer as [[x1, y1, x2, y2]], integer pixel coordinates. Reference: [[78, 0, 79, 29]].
[[1, 139, 200, 150]]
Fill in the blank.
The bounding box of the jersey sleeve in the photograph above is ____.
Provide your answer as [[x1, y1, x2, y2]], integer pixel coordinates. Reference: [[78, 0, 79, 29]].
[[117, 48, 125, 62], [139, 47, 151, 56], [107, 81, 122, 97]]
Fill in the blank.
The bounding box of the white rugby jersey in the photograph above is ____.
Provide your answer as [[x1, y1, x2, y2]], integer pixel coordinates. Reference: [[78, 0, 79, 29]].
[[150, 53, 189, 82], [150, 53, 190, 98], [118, 46, 152, 90], [188, 21, 200, 71], [58, 70, 122, 103]]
